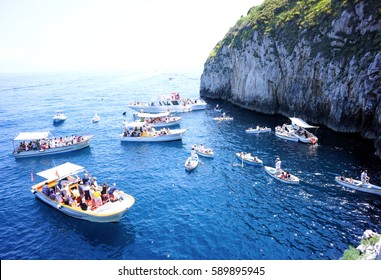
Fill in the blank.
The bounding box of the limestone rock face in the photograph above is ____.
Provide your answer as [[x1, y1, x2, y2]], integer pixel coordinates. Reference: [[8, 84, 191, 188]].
[[200, 0, 381, 156]]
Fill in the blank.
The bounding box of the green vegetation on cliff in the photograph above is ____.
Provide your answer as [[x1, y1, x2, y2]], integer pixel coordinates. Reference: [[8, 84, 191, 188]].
[[209, 0, 381, 60]]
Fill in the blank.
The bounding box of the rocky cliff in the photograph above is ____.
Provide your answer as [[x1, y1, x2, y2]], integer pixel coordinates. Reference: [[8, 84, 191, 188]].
[[200, 0, 381, 156]]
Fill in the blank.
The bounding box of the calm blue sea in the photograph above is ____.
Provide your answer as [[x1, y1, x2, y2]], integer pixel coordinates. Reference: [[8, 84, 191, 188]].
[[0, 70, 380, 260]]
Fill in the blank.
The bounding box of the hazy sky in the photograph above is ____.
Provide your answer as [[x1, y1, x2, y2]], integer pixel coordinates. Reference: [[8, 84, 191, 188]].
[[0, 0, 264, 73]]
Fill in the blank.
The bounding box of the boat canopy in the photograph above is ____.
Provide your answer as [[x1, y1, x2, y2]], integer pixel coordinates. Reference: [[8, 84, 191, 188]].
[[289, 117, 319, 129], [124, 121, 146, 128], [14, 132, 50, 141], [135, 112, 170, 118], [37, 162, 84, 180]]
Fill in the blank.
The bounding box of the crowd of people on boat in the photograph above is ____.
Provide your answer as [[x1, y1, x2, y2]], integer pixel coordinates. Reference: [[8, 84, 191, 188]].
[[41, 171, 120, 211], [122, 126, 171, 138], [17, 135, 86, 152]]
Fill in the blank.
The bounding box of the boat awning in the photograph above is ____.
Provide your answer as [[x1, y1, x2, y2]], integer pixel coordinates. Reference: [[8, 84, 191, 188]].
[[37, 162, 85, 180], [124, 121, 146, 128], [135, 112, 169, 118], [14, 132, 50, 141], [289, 118, 319, 129]]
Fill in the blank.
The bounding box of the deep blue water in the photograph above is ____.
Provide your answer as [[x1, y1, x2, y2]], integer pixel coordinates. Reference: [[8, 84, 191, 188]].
[[0, 70, 380, 260]]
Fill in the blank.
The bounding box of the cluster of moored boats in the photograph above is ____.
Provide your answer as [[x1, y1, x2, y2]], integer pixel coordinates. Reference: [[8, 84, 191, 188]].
[[15, 95, 381, 224], [15, 93, 207, 223]]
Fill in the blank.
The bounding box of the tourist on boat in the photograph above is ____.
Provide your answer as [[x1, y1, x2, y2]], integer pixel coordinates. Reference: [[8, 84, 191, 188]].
[[93, 189, 102, 208], [83, 182, 91, 202], [275, 158, 281, 175], [55, 192, 63, 204], [79, 199, 88, 211], [100, 183, 109, 201], [49, 188, 56, 200], [82, 172, 90, 184], [108, 183, 118, 202], [42, 183, 49, 196], [361, 170, 369, 185], [64, 195, 73, 206]]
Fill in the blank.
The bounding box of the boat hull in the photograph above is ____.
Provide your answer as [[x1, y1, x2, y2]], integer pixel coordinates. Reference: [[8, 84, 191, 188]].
[[196, 150, 214, 158], [185, 157, 199, 171], [213, 117, 234, 121], [235, 153, 263, 166], [149, 119, 182, 128], [121, 129, 185, 142], [13, 136, 93, 158], [275, 132, 299, 142], [264, 166, 300, 184], [334, 176, 381, 196], [246, 128, 271, 134], [33, 189, 135, 223]]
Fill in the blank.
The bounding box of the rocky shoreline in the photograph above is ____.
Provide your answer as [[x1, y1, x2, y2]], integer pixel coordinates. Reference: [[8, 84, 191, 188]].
[[200, 0, 381, 158], [341, 230, 381, 260]]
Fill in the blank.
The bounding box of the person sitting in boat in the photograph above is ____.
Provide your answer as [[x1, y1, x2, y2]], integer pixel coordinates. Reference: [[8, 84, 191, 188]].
[[275, 158, 281, 175], [55, 192, 63, 204], [64, 195, 73, 206], [286, 172, 291, 179], [42, 183, 49, 196], [49, 188, 56, 200], [200, 144, 205, 153], [281, 172, 287, 179], [361, 170, 369, 185], [79, 199, 88, 211]]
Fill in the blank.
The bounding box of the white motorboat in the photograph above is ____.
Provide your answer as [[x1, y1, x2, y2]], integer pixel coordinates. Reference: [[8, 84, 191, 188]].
[[246, 126, 271, 134], [12, 132, 93, 158], [92, 113, 100, 123], [264, 166, 300, 184], [235, 152, 263, 166], [185, 153, 199, 171], [213, 116, 234, 121], [275, 126, 299, 142], [121, 122, 186, 142], [127, 92, 207, 113], [132, 111, 182, 128], [334, 176, 381, 196], [192, 144, 214, 158], [31, 162, 135, 223], [52, 110, 67, 123], [289, 117, 318, 144]]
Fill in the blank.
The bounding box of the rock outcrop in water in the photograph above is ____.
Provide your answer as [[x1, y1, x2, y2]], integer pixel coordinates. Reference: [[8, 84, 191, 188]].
[[200, 0, 381, 156]]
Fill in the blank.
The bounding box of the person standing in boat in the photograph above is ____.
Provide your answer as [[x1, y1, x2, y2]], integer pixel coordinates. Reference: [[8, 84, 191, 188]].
[[361, 170, 369, 185], [275, 158, 281, 175]]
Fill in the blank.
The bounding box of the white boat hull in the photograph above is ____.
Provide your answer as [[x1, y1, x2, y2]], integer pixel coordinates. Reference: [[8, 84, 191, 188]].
[[335, 176, 381, 196], [13, 136, 93, 158], [196, 150, 214, 158], [264, 166, 300, 184], [235, 153, 263, 166], [121, 129, 186, 142], [32, 184, 135, 223], [246, 128, 271, 134], [275, 131, 299, 142], [185, 156, 199, 171], [213, 117, 234, 121]]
